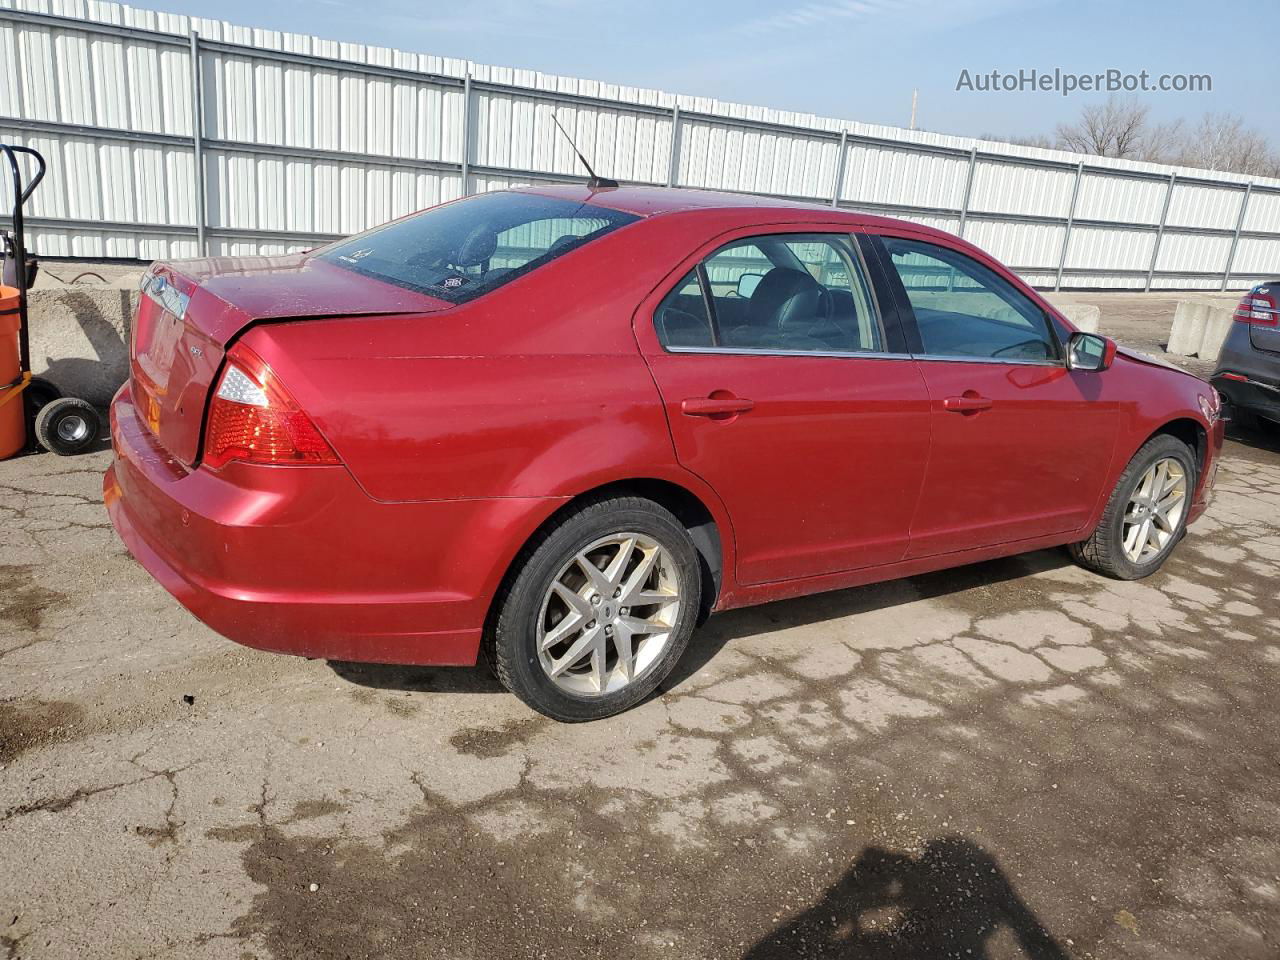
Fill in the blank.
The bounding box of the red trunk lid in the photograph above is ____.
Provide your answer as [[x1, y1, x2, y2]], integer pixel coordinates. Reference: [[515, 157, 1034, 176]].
[[129, 253, 447, 467]]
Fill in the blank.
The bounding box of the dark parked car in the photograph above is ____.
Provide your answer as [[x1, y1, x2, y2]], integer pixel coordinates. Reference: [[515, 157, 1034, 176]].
[[1212, 281, 1280, 430], [106, 186, 1225, 722]]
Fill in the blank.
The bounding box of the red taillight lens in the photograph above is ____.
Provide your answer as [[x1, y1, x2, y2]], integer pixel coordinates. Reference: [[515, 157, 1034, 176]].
[[203, 345, 339, 468], [1234, 290, 1279, 326]]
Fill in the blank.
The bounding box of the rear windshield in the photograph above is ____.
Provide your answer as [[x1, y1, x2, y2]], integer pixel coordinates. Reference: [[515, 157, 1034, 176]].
[[317, 192, 639, 304]]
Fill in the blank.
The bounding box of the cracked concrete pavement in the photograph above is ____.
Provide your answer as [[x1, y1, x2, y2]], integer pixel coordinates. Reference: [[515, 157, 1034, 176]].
[[2, 425, 1280, 960]]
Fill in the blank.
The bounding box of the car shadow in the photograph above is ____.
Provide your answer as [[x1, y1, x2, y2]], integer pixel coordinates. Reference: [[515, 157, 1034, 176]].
[[1224, 419, 1280, 457], [743, 835, 1068, 959], [663, 548, 1073, 693], [328, 659, 505, 695], [330, 549, 1072, 699]]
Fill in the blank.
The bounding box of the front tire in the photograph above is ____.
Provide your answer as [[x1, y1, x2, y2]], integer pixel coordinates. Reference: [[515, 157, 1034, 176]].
[[1069, 434, 1196, 580], [486, 495, 702, 722]]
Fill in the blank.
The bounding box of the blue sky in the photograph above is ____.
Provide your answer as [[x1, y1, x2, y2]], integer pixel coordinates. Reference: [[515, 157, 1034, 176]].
[[157, 0, 1271, 140]]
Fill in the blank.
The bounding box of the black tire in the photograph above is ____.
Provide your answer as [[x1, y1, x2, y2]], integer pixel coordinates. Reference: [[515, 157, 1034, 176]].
[[23, 377, 63, 447], [34, 397, 101, 456], [486, 495, 702, 722], [1069, 434, 1196, 580]]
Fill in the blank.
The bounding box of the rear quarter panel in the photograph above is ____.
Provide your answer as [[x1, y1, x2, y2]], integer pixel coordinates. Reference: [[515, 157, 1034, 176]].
[[239, 217, 723, 505]]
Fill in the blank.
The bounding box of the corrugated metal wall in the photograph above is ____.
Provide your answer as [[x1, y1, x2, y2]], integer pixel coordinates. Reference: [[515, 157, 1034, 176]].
[[2, 0, 1279, 290]]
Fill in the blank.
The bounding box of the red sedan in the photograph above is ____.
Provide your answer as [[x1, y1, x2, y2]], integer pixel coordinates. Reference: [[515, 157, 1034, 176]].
[[105, 186, 1225, 721]]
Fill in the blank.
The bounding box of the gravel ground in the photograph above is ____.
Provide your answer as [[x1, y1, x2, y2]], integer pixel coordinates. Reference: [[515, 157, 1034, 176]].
[[1, 302, 1279, 960]]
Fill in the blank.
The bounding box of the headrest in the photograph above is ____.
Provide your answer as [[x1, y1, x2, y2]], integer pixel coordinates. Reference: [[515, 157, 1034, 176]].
[[747, 267, 823, 330]]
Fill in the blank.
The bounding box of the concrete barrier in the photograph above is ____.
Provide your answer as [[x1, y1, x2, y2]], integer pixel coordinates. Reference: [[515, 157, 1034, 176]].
[[28, 277, 140, 406], [1196, 304, 1236, 362], [1053, 303, 1100, 334], [1167, 300, 1209, 357]]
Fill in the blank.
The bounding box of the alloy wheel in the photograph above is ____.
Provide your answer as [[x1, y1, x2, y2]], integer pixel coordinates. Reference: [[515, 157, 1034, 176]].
[[1122, 456, 1187, 564], [536, 532, 683, 697]]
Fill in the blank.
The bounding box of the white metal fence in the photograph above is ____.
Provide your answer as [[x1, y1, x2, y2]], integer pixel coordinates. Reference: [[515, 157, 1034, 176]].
[[3, 0, 1280, 291]]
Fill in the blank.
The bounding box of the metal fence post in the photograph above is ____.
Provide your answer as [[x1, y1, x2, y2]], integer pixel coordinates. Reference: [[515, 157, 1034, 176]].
[[830, 130, 848, 207], [666, 104, 681, 188], [1145, 173, 1175, 292], [1055, 162, 1084, 291], [188, 29, 207, 255], [460, 72, 472, 196], [1221, 182, 1252, 291], [957, 147, 977, 237]]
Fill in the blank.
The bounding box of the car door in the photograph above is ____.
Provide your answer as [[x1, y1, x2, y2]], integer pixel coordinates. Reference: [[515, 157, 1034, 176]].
[[635, 227, 931, 586], [867, 232, 1119, 559]]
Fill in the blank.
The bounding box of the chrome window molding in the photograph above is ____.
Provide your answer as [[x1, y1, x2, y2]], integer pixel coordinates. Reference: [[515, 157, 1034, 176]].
[[912, 353, 1065, 367], [661, 345, 1062, 366], [663, 346, 915, 361]]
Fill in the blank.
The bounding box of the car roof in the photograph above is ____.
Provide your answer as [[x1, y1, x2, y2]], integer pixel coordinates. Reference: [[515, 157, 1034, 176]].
[[512, 183, 932, 234]]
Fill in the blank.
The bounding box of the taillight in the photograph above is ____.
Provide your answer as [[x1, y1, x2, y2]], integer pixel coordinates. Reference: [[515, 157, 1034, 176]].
[[1234, 289, 1279, 326], [203, 344, 339, 468]]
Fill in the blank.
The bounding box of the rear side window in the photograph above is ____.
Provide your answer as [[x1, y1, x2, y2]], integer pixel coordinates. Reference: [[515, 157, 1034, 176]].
[[655, 233, 883, 354], [319, 192, 639, 304], [882, 237, 1058, 362]]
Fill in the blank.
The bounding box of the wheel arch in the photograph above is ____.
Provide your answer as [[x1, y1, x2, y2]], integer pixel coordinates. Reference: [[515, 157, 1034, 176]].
[[485, 476, 731, 635], [1146, 416, 1208, 480]]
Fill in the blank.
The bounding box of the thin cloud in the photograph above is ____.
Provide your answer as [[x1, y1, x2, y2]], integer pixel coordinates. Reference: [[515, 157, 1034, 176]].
[[737, 0, 1032, 35], [737, 0, 910, 34]]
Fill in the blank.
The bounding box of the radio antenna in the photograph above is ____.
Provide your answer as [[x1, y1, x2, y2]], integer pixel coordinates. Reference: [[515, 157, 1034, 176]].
[[551, 114, 618, 190]]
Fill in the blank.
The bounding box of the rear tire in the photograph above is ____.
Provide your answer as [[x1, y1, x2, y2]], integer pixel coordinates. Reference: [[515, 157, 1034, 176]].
[[486, 495, 701, 722], [1069, 434, 1196, 580], [34, 397, 100, 456]]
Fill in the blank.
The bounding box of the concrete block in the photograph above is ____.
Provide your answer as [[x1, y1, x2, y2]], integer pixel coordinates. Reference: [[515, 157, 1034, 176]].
[[27, 277, 140, 406], [1196, 305, 1235, 361], [1054, 303, 1100, 333], [1166, 300, 1209, 356]]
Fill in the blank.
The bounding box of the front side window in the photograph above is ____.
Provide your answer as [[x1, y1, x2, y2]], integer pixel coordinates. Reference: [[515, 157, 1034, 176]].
[[654, 233, 882, 354], [319, 192, 639, 304], [882, 237, 1058, 362]]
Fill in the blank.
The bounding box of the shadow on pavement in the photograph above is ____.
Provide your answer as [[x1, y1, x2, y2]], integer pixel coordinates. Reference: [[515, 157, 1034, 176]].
[[744, 836, 1068, 960], [331, 549, 1076, 700], [1224, 419, 1280, 458], [666, 548, 1073, 691], [327, 660, 503, 695]]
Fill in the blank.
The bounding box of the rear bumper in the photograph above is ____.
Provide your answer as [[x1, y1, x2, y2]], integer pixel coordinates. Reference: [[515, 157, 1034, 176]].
[[1211, 373, 1280, 423], [105, 383, 562, 665]]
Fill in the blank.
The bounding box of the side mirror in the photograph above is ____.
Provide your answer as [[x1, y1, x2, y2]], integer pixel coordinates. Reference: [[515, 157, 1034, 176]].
[[1066, 332, 1116, 372], [735, 273, 765, 299]]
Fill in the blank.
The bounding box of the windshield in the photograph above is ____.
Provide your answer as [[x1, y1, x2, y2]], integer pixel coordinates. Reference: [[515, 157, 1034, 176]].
[[317, 192, 640, 304]]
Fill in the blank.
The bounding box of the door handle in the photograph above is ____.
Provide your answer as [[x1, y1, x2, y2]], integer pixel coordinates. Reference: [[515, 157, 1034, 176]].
[[943, 394, 993, 413], [681, 396, 755, 417]]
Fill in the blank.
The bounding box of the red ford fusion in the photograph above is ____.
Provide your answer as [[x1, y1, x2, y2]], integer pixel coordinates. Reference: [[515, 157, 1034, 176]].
[[106, 186, 1225, 721]]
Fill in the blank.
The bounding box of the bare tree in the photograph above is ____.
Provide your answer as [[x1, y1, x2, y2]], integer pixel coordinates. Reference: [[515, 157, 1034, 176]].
[[1175, 113, 1280, 177], [1135, 118, 1184, 163], [1054, 95, 1153, 158], [980, 132, 1054, 149]]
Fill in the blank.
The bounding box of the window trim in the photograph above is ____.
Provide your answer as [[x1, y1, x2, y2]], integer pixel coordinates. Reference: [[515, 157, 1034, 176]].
[[868, 233, 1067, 367], [652, 230, 889, 358]]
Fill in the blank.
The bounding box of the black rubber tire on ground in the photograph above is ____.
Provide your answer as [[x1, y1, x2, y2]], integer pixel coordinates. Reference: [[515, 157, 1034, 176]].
[[34, 397, 101, 456], [22, 376, 62, 443], [485, 495, 702, 722], [1068, 434, 1196, 580]]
